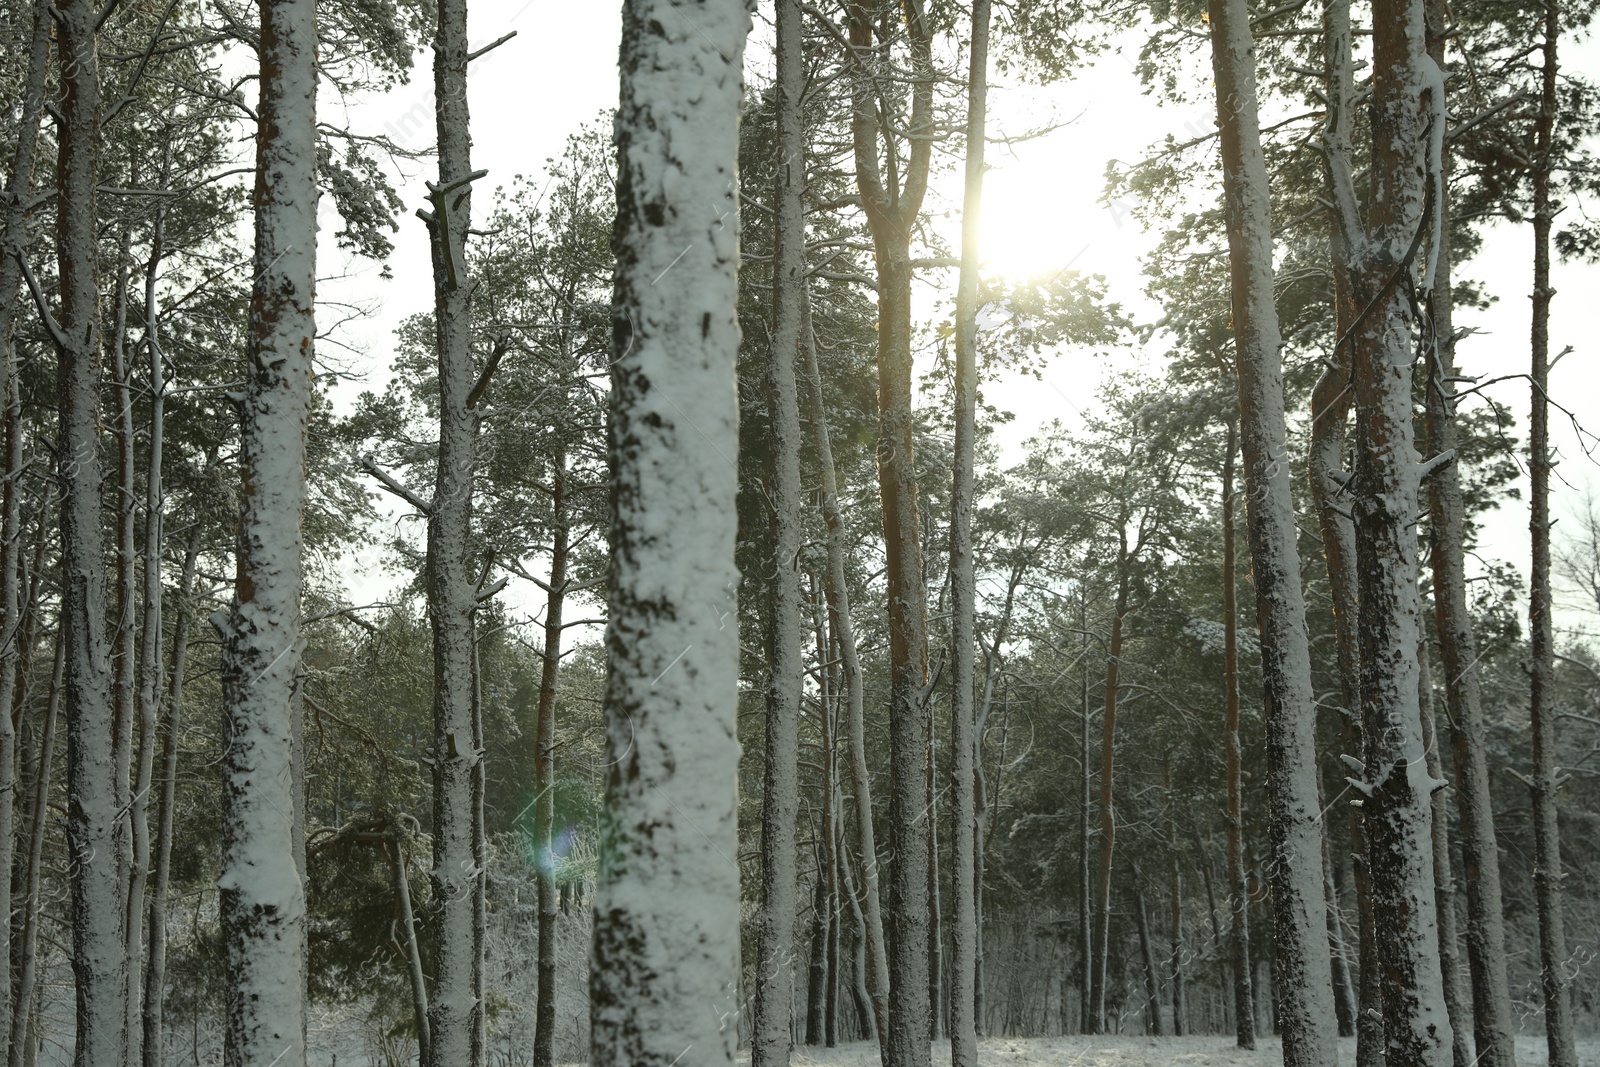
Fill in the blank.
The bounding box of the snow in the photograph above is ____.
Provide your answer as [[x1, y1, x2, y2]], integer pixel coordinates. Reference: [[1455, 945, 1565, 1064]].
[[722, 1034, 1600, 1067]]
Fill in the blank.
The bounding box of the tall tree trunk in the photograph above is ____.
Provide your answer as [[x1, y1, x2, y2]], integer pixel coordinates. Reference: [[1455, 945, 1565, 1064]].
[[1205, 0, 1340, 1062], [125, 182, 171, 1067], [948, 4, 989, 1064], [1134, 882, 1163, 1036], [1089, 556, 1129, 1035], [1527, 5, 1577, 1063], [753, 4, 808, 1062], [533, 450, 568, 1067], [973, 565, 1021, 1042], [109, 224, 148, 1067], [591, 5, 751, 1065], [845, 4, 937, 1059], [1079, 589, 1092, 1036], [1420, 1, 1517, 1060], [7, 637, 61, 1067], [806, 872, 828, 1045], [422, 0, 486, 1061], [837, 814, 877, 1041], [0, 5, 49, 1046], [143, 521, 203, 1067], [218, 0, 318, 1058], [1349, 0, 1454, 1060], [927, 718, 943, 1041], [1418, 639, 1471, 1067], [49, 1, 131, 1060], [1166, 774, 1186, 1037], [1419, 0, 1518, 1055], [1220, 422, 1255, 1051], [389, 832, 431, 1063], [801, 287, 889, 1044], [1323, 841, 1358, 1038], [1312, 0, 1386, 1058], [819, 585, 842, 1050]]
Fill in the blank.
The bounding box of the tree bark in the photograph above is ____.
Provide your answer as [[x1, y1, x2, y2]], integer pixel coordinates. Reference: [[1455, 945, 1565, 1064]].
[[1205, 0, 1341, 1061], [753, 4, 808, 1062], [1417, 2, 1518, 1060], [1079, 588, 1092, 1036], [422, 0, 486, 1060], [218, 0, 318, 1058], [143, 521, 203, 1067], [1166, 771, 1186, 1037], [844, 5, 936, 1059], [591, 5, 751, 1064], [1220, 422, 1255, 1051], [7, 637, 61, 1067], [806, 873, 828, 1045], [927, 717, 943, 1041], [948, 3, 989, 1064], [1134, 882, 1163, 1036], [50, 1, 131, 1060], [124, 179, 172, 1067], [1349, 0, 1455, 1059], [1311, 0, 1387, 1058], [0, 5, 49, 1047], [1089, 553, 1128, 1035], [837, 815, 877, 1041], [533, 450, 568, 1067], [390, 832, 431, 1063], [1527, 4, 1577, 1063], [801, 287, 889, 1045], [1418, 639, 1472, 1067], [108, 224, 148, 1067], [1323, 840, 1358, 1038]]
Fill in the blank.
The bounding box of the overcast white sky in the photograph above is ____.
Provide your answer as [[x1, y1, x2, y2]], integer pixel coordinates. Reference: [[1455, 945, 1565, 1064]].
[[319, 0, 1600, 640]]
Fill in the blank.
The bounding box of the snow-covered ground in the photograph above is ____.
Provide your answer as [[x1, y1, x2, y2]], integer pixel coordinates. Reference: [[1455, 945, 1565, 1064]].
[[730, 1034, 1600, 1067]]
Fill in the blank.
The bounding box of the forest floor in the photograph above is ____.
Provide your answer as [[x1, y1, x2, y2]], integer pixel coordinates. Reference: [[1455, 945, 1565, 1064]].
[[745, 1034, 1600, 1066]]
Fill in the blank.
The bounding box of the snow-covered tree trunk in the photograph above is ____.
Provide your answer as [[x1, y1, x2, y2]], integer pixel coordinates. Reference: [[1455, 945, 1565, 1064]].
[[592, 4, 751, 1064], [218, 0, 317, 1058], [817, 601, 841, 1048], [1166, 771, 1187, 1037], [1417, 641, 1471, 1067], [1134, 882, 1163, 1036], [1322, 844, 1357, 1036], [926, 717, 943, 1040], [1220, 424, 1255, 1051], [844, 3, 936, 1057], [1079, 592, 1092, 1036], [144, 523, 203, 1067], [1418, 48, 1518, 1067], [1527, 6, 1577, 1064], [752, 3, 807, 1061], [1089, 555, 1128, 1035], [947, 4, 989, 1064], [422, 0, 486, 1060], [123, 193, 172, 1067], [1205, 0, 1338, 1060], [0, 1, 50, 1050], [801, 289, 889, 1044], [107, 228, 147, 1067], [1349, 0, 1454, 1061], [1415, 3, 1515, 1058], [8, 638, 62, 1067], [390, 833, 431, 1062], [1310, 1, 1386, 1058], [49, 1, 131, 1061], [533, 450, 567, 1067]]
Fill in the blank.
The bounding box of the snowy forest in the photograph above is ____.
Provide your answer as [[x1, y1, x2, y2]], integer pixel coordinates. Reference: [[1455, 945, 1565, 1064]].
[[0, 0, 1598, 1065]]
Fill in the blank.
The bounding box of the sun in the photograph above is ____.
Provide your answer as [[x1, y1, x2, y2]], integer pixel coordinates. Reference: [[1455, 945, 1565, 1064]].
[[977, 152, 1107, 282]]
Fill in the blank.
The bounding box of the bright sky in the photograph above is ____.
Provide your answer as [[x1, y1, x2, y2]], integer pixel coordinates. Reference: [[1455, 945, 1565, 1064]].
[[321, 0, 1600, 639]]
